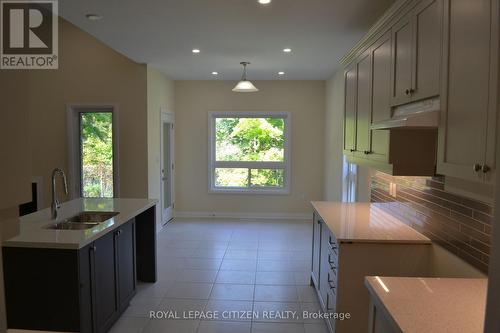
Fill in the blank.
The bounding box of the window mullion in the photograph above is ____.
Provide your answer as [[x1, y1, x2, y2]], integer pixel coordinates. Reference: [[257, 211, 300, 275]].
[[247, 168, 251, 188], [214, 161, 284, 169]]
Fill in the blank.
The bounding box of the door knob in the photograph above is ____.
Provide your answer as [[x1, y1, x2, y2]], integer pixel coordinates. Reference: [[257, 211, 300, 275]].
[[482, 165, 491, 174], [473, 164, 482, 172], [405, 89, 411, 96]]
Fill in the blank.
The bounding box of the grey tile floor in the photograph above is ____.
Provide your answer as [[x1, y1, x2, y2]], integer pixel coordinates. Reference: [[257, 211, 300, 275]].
[[110, 218, 329, 333]]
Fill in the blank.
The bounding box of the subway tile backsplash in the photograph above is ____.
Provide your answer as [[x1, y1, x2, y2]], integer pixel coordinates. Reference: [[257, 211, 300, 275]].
[[371, 171, 493, 273]]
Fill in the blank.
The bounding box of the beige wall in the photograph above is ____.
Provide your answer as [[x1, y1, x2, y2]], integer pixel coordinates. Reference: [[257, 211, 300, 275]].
[[324, 71, 345, 201], [147, 66, 175, 228], [0, 20, 151, 331], [29, 19, 148, 206], [174, 80, 325, 216]]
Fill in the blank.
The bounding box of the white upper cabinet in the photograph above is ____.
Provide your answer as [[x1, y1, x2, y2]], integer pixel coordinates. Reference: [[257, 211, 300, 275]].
[[341, 0, 499, 183], [391, 0, 444, 106], [437, 0, 499, 184], [343, 63, 358, 155]]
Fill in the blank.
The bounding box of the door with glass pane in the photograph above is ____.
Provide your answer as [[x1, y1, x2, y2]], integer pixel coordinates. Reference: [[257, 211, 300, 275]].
[[161, 113, 174, 224]]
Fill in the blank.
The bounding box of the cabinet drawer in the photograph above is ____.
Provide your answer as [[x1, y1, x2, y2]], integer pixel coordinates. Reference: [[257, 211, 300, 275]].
[[327, 271, 337, 294], [327, 251, 338, 271], [327, 233, 339, 255], [326, 289, 337, 313]]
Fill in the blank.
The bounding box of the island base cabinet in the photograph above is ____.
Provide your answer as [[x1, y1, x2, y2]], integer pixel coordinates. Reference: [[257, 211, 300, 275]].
[[91, 219, 137, 333], [2, 247, 84, 332], [1, 207, 156, 333], [310, 211, 431, 333], [116, 219, 137, 313]]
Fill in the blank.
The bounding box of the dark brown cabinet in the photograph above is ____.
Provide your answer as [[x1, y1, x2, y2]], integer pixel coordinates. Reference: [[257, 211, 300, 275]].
[[92, 231, 119, 333], [92, 219, 136, 333], [116, 220, 137, 312], [2, 215, 144, 333]]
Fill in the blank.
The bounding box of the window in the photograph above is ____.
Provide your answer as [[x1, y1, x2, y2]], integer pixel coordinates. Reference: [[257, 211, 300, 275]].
[[208, 112, 290, 194], [68, 106, 119, 199], [80, 112, 114, 197], [342, 156, 357, 202]]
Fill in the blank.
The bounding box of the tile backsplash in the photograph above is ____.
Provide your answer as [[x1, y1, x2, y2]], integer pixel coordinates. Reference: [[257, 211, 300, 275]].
[[371, 171, 493, 273]]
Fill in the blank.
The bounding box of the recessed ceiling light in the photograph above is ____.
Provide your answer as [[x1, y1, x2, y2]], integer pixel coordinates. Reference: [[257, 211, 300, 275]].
[[283, 48, 292, 53], [192, 49, 201, 54], [278, 71, 285, 76], [85, 14, 103, 20], [258, 0, 272, 4], [212, 71, 219, 75]]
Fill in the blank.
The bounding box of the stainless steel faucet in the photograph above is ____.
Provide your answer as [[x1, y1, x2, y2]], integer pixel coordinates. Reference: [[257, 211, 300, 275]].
[[51, 168, 68, 219]]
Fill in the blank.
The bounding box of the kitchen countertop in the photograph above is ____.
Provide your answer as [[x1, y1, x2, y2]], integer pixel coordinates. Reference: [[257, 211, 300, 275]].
[[365, 276, 487, 333], [2, 198, 157, 250], [311, 201, 430, 243]]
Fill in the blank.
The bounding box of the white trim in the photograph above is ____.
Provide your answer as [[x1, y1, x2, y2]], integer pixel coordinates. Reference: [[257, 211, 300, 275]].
[[175, 211, 311, 221], [66, 104, 120, 199], [160, 108, 175, 225], [207, 111, 291, 195]]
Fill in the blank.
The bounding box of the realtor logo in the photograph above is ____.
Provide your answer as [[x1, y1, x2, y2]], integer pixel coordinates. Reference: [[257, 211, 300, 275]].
[[1, 0, 58, 69]]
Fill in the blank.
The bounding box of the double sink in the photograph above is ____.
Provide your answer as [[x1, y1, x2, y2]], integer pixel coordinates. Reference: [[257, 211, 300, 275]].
[[45, 211, 119, 230]]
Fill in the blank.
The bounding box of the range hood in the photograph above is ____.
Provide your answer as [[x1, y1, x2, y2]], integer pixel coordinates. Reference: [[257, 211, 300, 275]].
[[371, 97, 440, 130]]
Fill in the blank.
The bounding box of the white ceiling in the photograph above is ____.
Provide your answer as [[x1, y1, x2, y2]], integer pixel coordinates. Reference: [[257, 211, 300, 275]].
[[59, 0, 396, 80]]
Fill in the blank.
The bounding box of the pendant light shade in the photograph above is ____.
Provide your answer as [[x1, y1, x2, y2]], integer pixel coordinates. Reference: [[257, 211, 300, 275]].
[[233, 62, 259, 92]]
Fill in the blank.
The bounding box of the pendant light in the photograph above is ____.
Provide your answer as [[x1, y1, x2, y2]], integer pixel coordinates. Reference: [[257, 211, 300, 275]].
[[232, 62, 259, 92]]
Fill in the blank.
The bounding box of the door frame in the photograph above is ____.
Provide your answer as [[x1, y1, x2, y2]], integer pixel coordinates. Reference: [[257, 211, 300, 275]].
[[160, 109, 175, 224], [67, 104, 120, 199]]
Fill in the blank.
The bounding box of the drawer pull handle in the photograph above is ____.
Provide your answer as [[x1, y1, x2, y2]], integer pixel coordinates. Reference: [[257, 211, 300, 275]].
[[328, 273, 336, 289]]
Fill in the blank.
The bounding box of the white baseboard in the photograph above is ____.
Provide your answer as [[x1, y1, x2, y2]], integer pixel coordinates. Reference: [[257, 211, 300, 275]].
[[174, 210, 311, 221]]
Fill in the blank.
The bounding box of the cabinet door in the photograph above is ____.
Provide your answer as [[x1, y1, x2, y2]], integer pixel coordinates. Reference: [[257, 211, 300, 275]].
[[116, 220, 136, 312], [91, 232, 118, 333], [437, 0, 492, 182], [411, 0, 443, 101], [311, 214, 321, 288], [355, 51, 373, 158], [391, 14, 414, 105], [370, 31, 392, 162], [344, 63, 358, 154], [483, 0, 499, 184]]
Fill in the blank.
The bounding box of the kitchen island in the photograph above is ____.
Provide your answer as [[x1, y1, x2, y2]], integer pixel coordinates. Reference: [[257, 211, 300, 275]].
[[2, 198, 157, 333], [310, 201, 431, 333]]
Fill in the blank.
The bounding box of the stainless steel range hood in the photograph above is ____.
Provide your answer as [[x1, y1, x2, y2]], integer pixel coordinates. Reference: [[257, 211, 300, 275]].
[[371, 97, 440, 130]]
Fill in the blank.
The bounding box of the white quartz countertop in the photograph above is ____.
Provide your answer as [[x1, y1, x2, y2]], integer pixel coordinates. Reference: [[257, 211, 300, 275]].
[[311, 202, 430, 243], [3, 198, 157, 249], [365, 276, 487, 333]]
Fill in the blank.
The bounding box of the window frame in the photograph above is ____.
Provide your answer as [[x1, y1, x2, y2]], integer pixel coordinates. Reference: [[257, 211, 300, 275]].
[[208, 111, 291, 195]]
